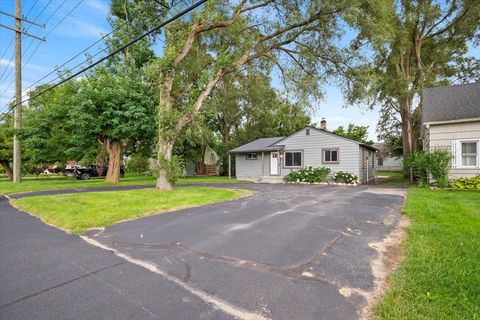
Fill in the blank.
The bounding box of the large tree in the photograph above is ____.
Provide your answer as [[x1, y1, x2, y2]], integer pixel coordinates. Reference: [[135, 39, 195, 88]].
[[0, 118, 13, 180], [333, 123, 373, 145], [64, 0, 165, 182], [150, 0, 348, 190], [345, 0, 480, 167], [22, 82, 82, 168], [207, 71, 310, 149], [70, 67, 156, 183]]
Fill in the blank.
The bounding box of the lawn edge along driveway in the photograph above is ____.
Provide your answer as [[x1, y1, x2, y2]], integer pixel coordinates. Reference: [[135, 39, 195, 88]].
[[11, 187, 252, 234], [373, 188, 480, 320], [0, 174, 251, 196]]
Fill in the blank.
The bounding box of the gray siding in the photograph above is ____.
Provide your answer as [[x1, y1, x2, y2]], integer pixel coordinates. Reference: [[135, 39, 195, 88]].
[[276, 128, 362, 178], [428, 121, 480, 178], [359, 147, 376, 182], [235, 152, 270, 181]]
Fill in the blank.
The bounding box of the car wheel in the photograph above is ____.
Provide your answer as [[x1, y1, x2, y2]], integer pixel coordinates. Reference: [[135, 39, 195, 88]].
[[80, 172, 90, 180]]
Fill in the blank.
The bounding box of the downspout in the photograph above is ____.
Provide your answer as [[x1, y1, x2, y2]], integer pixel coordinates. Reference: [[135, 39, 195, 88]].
[[261, 152, 265, 176], [228, 153, 231, 180]]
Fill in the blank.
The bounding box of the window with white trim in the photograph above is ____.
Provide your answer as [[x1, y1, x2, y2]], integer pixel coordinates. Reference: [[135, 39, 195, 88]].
[[323, 148, 339, 164], [284, 151, 302, 167], [246, 153, 257, 160], [461, 141, 477, 167]]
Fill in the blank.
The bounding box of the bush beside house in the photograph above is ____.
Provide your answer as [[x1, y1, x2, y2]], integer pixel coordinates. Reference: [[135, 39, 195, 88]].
[[285, 167, 358, 185]]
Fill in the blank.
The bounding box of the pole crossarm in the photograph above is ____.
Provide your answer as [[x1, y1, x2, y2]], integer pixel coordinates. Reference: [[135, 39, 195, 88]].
[[0, 10, 46, 28], [0, 23, 46, 41]]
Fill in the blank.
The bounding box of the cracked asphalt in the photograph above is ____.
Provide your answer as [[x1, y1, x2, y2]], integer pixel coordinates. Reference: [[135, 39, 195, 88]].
[[0, 183, 405, 320]]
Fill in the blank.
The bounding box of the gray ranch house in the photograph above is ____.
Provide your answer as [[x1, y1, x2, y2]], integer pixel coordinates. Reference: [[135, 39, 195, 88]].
[[423, 83, 480, 179], [229, 122, 377, 183]]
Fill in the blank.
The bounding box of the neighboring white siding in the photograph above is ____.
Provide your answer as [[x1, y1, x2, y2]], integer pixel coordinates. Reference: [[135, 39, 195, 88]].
[[235, 152, 270, 181], [428, 121, 480, 178], [378, 156, 403, 171], [277, 128, 362, 179]]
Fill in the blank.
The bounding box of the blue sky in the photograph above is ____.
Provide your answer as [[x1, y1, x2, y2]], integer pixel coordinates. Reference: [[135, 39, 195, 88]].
[[0, 0, 478, 141]]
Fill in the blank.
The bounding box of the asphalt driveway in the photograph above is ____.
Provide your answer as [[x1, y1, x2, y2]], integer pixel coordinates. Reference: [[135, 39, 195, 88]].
[[1, 183, 405, 320]]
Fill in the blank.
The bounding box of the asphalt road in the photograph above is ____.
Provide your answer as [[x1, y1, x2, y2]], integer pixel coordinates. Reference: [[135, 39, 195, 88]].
[[0, 183, 405, 320]]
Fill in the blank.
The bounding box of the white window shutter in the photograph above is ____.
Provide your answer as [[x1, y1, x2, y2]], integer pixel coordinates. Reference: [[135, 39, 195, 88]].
[[451, 140, 457, 168]]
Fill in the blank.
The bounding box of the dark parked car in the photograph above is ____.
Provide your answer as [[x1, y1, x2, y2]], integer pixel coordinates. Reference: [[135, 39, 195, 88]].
[[73, 164, 125, 180]]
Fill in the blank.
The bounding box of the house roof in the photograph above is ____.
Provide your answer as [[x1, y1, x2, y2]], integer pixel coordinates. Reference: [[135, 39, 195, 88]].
[[229, 126, 378, 153], [423, 83, 480, 123], [229, 137, 285, 153]]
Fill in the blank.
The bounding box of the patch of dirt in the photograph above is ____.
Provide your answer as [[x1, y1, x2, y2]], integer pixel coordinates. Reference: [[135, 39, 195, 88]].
[[361, 215, 411, 320]]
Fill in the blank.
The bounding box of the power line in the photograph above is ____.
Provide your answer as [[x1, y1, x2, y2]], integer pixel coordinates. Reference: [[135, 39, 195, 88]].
[[0, 0, 51, 83], [0, 0, 81, 113], [1, 0, 207, 121], [0, 0, 39, 61], [21, 0, 174, 95], [21, 0, 68, 65]]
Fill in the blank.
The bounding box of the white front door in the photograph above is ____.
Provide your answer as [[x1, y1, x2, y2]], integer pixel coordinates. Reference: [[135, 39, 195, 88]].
[[270, 152, 278, 175]]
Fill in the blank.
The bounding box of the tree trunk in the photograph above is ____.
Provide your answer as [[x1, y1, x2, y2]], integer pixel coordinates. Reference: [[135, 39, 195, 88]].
[[156, 138, 174, 190], [1, 161, 13, 181], [222, 125, 230, 148], [401, 111, 414, 179], [104, 139, 122, 183]]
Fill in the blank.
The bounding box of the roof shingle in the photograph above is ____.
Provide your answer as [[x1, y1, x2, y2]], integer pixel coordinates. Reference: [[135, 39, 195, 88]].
[[423, 83, 480, 123], [229, 137, 284, 153]]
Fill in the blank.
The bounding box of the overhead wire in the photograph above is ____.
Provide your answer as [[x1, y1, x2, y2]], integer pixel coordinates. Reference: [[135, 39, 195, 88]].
[[0, 0, 83, 113], [0, 0, 206, 121]]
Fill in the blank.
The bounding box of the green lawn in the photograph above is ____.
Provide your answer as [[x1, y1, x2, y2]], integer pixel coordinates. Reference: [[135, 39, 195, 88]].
[[0, 174, 248, 195], [374, 188, 480, 319], [377, 170, 408, 184], [12, 187, 250, 234]]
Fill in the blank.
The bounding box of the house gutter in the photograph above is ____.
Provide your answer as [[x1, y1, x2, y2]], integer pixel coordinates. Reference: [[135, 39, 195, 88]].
[[424, 117, 480, 126]]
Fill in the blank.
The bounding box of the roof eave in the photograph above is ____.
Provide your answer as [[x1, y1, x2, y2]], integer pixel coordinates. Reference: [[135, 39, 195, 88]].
[[229, 147, 283, 154], [424, 117, 480, 126]]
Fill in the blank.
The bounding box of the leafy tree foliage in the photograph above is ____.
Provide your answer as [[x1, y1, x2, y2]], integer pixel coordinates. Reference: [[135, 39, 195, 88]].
[[333, 123, 373, 145], [22, 82, 84, 167], [149, 0, 347, 189], [0, 118, 13, 180], [344, 0, 480, 167], [70, 67, 156, 182]]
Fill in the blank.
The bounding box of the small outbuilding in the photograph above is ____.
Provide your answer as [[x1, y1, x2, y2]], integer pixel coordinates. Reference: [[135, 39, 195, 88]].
[[229, 122, 377, 183]]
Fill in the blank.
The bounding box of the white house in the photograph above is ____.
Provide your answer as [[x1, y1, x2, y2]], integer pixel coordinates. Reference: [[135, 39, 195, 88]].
[[373, 143, 403, 172], [229, 121, 377, 183], [423, 83, 480, 179]]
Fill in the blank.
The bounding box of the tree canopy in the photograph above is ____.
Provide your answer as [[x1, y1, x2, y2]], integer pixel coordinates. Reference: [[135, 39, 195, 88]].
[[344, 0, 480, 167], [333, 123, 373, 145]]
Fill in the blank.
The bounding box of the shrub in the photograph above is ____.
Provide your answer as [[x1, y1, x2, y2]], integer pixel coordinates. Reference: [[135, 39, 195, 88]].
[[285, 166, 331, 183], [406, 149, 452, 187], [451, 176, 480, 190], [331, 171, 358, 184], [127, 154, 150, 173]]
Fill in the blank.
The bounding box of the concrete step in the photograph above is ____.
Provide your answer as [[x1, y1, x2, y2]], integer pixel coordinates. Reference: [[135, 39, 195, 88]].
[[259, 176, 284, 184]]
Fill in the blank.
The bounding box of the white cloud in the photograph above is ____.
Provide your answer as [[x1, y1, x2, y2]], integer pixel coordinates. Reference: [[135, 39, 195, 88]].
[[53, 18, 108, 39], [0, 58, 14, 68], [83, 0, 110, 13]]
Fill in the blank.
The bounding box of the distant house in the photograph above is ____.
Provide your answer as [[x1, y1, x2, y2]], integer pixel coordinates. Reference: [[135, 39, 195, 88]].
[[423, 83, 480, 179], [373, 143, 403, 171], [185, 145, 220, 176], [229, 120, 377, 183]]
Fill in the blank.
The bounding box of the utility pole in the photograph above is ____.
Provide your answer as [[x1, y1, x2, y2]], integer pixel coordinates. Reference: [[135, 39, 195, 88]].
[[0, 1, 45, 183], [13, 0, 22, 183]]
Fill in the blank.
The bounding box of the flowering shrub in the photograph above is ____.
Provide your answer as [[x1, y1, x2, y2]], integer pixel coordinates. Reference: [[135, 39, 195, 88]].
[[285, 166, 331, 183], [331, 171, 358, 184], [451, 176, 480, 190]]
